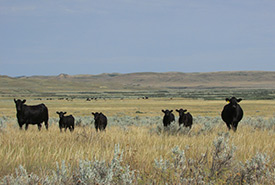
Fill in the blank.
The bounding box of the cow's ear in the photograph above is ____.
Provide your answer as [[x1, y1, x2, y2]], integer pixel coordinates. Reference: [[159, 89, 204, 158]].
[[64, 112, 67, 115], [14, 99, 17, 103], [237, 98, 242, 102], [183, 109, 187, 112], [56, 111, 59, 114], [162, 110, 165, 113], [170, 110, 173, 113], [92, 112, 95, 115], [225, 98, 230, 102], [176, 109, 179, 112], [22, 99, 26, 104]]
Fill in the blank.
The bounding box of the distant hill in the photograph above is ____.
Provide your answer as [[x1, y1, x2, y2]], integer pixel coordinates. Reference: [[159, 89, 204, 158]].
[[1, 71, 275, 97]]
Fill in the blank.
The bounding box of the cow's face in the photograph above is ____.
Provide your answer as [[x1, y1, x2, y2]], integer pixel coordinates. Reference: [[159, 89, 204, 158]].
[[92, 112, 100, 120], [176, 109, 187, 116], [56, 111, 67, 118], [162, 109, 173, 116], [226, 97, 242, 109], [14, 99, 26, 112]]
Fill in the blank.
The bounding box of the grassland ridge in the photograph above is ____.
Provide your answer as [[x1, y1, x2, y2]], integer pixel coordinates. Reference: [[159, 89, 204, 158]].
[[1, 71, 275, 99]]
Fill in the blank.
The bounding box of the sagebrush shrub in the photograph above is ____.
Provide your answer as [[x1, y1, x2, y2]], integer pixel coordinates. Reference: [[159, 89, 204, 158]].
[[1, 116, 275, 184], [1, 145, 138, 185]]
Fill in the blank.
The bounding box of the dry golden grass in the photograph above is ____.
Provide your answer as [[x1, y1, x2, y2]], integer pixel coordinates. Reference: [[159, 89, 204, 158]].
[[1, 123, 275, 179], [1, 98, 275, 181]]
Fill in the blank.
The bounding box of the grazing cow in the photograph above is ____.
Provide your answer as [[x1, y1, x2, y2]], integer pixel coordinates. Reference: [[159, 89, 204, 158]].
[[162, 109, 175, 127], [221, 97, 243, 132], [56, 111, 75, 132], [176, 109, 193, 129], [92, 112, 107, 131], [14, 99, 49, 131]]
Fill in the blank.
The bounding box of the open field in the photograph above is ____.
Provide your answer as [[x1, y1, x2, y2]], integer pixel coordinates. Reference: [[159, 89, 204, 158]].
[[1, 97, 275, 184], [1, 71, 275, 183], [1, 123, 275, 184], [2, 97, 275, 118]]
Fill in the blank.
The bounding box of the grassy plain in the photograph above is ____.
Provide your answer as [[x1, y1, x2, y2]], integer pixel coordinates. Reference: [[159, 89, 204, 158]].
[[1, 97, 275, 118], [1, 124, 275, 182], [1, 72, 275, 183], [0, 97, 275, 183]]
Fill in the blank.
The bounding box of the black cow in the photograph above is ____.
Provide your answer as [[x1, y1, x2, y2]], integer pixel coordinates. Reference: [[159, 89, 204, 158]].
[[14, 99, 49, 131], [176, 109, 193, 129], [56, 111, 75, 132], [221, 97, 244, 132], [92, 112, 107, 131], [162, 109, 175, 127]]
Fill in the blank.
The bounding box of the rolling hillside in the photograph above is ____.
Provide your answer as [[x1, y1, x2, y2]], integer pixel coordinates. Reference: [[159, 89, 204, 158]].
[[1, 71, 275, 98]]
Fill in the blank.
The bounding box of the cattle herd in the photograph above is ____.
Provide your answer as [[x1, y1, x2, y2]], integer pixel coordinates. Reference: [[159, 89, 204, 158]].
[[13, 97, 244, 132]]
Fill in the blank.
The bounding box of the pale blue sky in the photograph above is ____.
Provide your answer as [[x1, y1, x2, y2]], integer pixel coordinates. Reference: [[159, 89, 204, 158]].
[[1, 0, 275, 76]]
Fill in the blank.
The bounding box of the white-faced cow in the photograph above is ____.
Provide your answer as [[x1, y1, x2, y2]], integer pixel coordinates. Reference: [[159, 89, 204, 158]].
[[162, 109, 175, 127], [56, 111, 75, 132], [221, 97, 243, 132], [14, 99, 49, 131], [176, 109, 193, 129], [92, 112, 107, 132]]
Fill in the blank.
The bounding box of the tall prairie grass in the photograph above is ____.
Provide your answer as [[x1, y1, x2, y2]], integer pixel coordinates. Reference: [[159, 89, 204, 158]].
[[1, 116, 275, 184], [1, 98, 275, 184]]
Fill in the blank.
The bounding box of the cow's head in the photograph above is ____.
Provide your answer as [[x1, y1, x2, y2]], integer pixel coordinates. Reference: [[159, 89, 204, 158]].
[[56, 111, 67, 118], [92, 112, 100, 120], [162, 109, 173, 116], [176, 109, 187, 116], [226, 97, 242, 109], [14, 99, 26, 112]]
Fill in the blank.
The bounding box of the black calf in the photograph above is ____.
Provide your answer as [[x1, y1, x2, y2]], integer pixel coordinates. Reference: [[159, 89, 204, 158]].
[[176, 109, 193, 129], [56, 111, 75, 132], [162, 109, 175, 127], [92, 112, 107, 131]]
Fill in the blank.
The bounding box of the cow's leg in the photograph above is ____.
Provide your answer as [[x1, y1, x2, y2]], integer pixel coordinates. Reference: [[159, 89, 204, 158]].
[[19, 123, 23, 130], [99, 126, 105, 131], [45, 120, 49, 130], [25, 123, 29, 130], [225, 122, 231, 130], [65, 127, 67, 132], [59, 127, 62, 132], [232, 121, 239, 132], [37, 123, 42, 131]]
